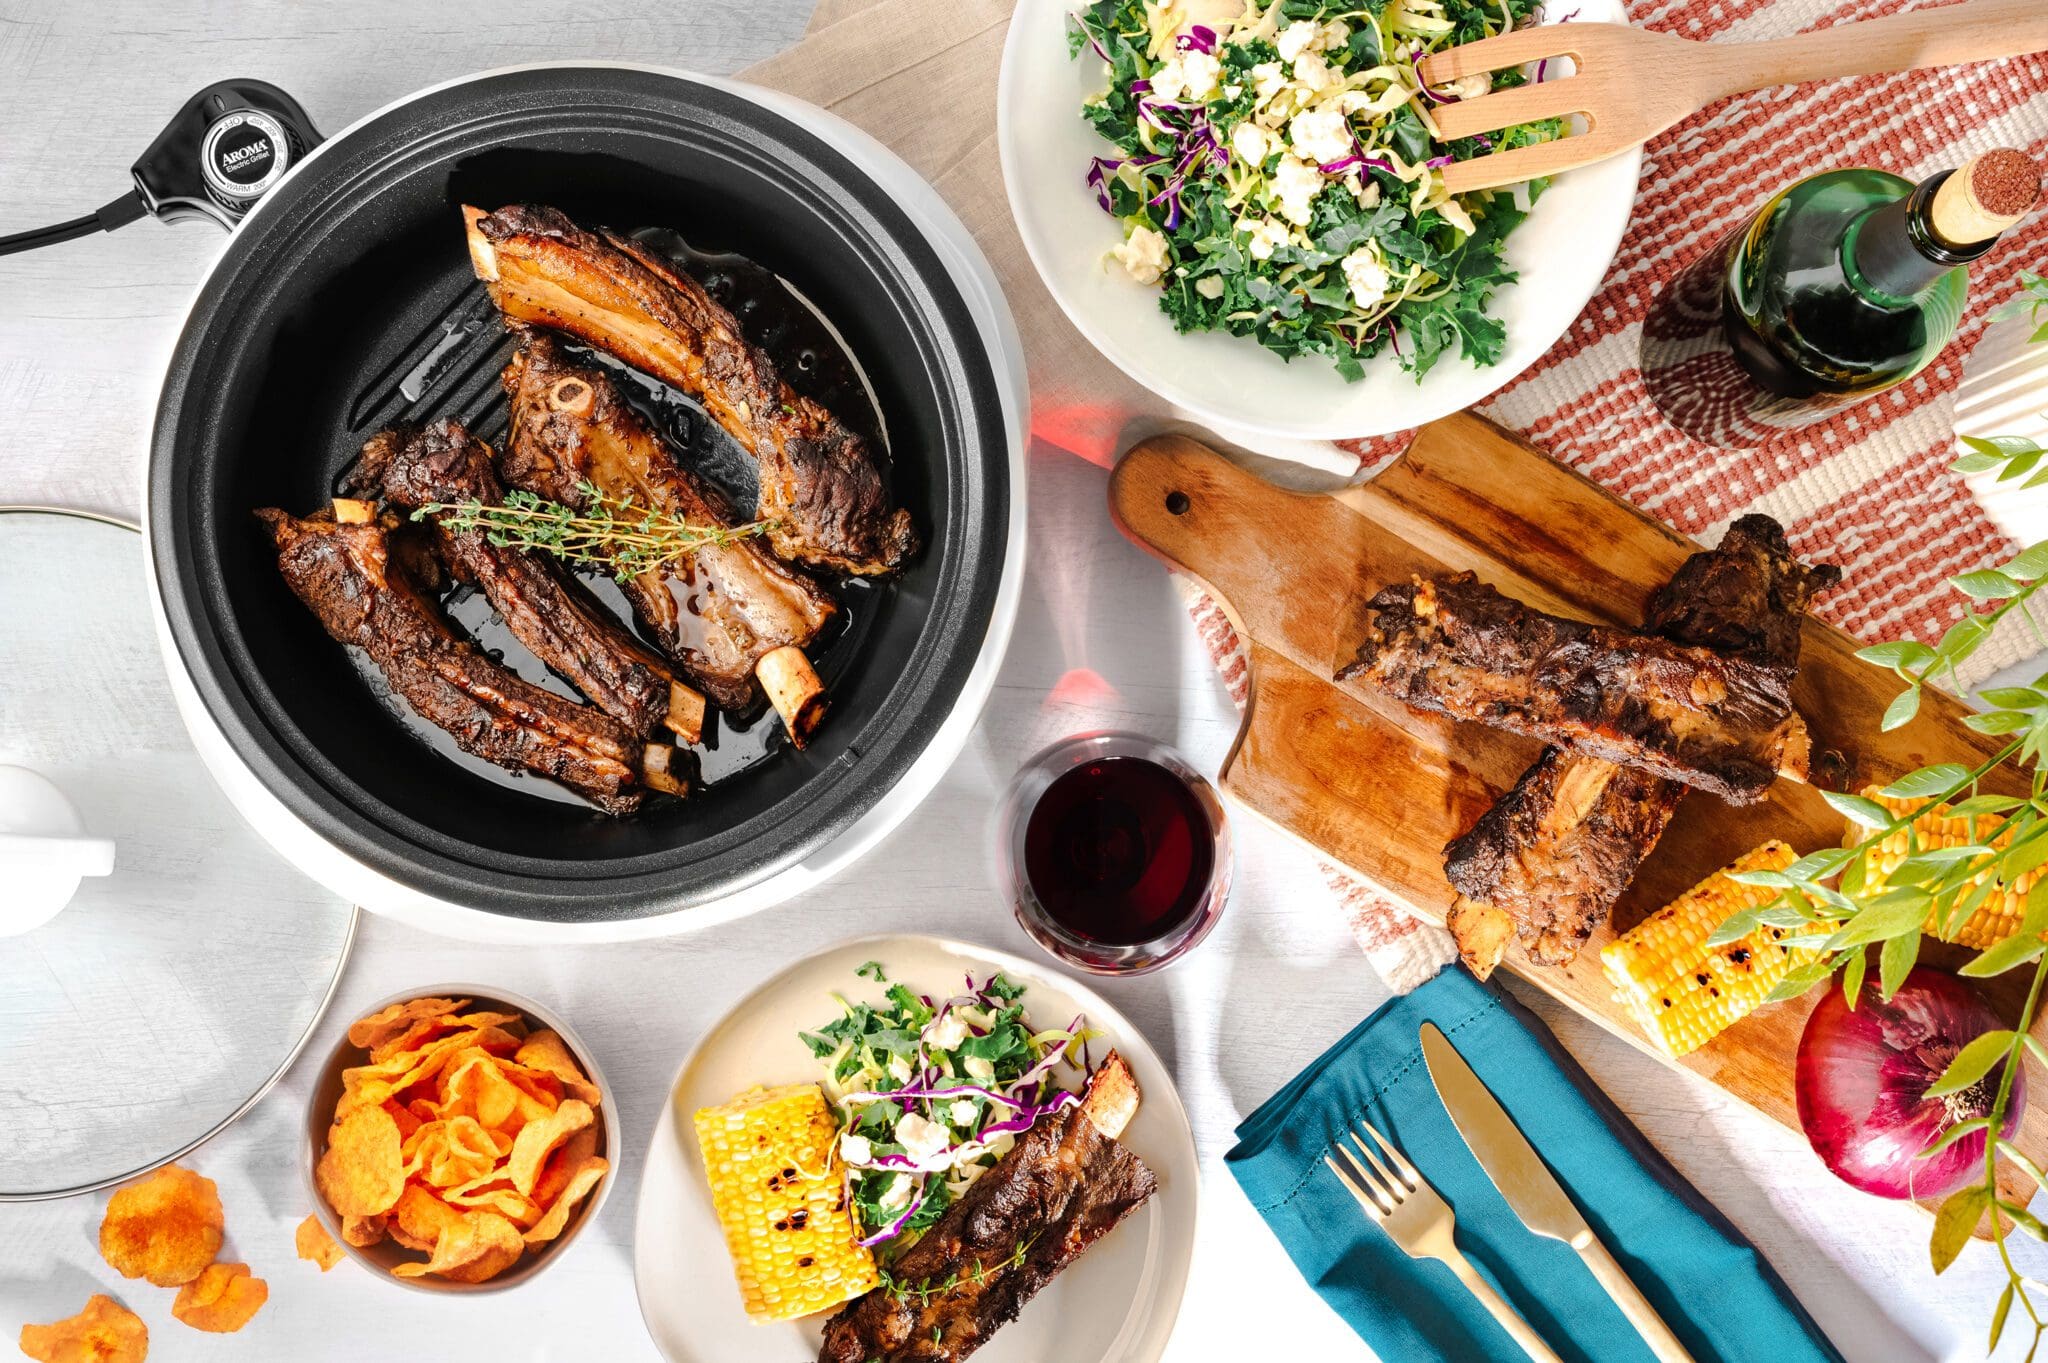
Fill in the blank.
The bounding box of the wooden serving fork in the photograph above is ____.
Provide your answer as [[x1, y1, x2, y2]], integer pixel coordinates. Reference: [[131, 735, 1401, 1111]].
[[1417, 0, 2048, 194]]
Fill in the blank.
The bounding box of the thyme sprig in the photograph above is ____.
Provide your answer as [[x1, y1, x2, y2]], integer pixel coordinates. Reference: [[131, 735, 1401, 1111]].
[[411, 480, 770, 583], [877, 1233, 1038, 1305], [1710, 272, 2048, 1359]]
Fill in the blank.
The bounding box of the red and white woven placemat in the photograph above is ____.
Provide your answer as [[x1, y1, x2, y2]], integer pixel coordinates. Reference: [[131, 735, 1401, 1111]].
[[1192, 0, 2048, 992]]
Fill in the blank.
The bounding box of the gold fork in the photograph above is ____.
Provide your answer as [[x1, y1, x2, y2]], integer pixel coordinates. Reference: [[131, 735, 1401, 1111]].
[[1326, 1121, 1564, 1363], [1416, 0, 2048, 194]]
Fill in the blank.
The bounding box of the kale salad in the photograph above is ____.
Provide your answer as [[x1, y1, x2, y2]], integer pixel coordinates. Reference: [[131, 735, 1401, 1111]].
[[1069, 0, 1567, 381], [800, 963, 1092, 1255]]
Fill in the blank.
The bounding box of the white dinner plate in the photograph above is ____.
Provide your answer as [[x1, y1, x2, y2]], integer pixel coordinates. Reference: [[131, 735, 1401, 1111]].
[[997, 0, 1640, 442], [633, 934, 1198, 1362]]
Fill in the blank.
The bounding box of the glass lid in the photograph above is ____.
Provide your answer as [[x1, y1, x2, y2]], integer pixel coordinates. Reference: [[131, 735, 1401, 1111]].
[[0, 508, 357, 1200]]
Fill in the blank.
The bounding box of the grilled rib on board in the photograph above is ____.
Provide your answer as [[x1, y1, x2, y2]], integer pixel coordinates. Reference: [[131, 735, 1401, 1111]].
[[1440, 516, 1841, 975], [501, 335, 837, 731], [818, 1052, 1158, 1363], [255, 505, 685, 814], [361, 418, 706, 745], [1336, 572, 1809, 806], [464, 203, 918, 577]]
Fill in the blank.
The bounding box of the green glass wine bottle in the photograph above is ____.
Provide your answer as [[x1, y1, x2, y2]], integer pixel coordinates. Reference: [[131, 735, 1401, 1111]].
[[1641, 150, 2040, 449]]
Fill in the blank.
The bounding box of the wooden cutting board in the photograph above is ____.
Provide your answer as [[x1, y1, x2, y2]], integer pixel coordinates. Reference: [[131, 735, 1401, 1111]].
[[1110, 414, 2048, 1217]]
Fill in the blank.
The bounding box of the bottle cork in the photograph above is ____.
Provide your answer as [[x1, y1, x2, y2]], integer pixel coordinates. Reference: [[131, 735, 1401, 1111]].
[[1930, 149, 2042, 248]]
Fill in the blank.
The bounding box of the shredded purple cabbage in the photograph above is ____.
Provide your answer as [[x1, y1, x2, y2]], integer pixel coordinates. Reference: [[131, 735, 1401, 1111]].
[[857, 1184, 927, 1248], [1175, 23, 1218, 53], [842, 1083, 1028, 1110], [1533, 7, 1580, 84]]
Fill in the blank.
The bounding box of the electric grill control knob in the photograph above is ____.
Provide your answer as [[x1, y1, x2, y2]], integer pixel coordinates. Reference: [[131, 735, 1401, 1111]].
[[131, 79, 323, 231]]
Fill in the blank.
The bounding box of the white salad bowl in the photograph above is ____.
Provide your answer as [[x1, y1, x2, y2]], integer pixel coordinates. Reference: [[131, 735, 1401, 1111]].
[[998, 0, 1640, 443]]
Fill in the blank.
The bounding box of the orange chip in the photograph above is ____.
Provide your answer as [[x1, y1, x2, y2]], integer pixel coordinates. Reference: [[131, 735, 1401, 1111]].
[[172, 1261, 268, 1333], [369, 1009, 525, 1064], [316, 1105, 404, 1218], [506, 1098, 594, 1196], [99, 1163, 224, 1286], [341, 1212, 387, 1248], [438, 1051, 531, 1132], [392, 1184, 465, 1253], [524, 1156, 607, 1245], [385, 1098, 424, 1142], [296, 1214, 343, 1271], [19, 1294, 147, 1363], [403, 1115, 504, 1189], [347, 996, 470, 1051], [392, 1209, 525, 1284], [442, 1172, 542, 1227], [344, 1025, 524, 1109], [516, 1029, 603, 1107], [533, 1128, 600, 1209]]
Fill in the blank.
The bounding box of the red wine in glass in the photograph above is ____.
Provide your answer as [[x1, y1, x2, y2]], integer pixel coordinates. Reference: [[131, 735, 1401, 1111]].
[[999, 733, 1231, 975]]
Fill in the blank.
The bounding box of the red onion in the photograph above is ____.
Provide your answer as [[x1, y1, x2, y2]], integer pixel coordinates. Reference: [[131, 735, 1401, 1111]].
[[1795, 968, 2023, 1200]]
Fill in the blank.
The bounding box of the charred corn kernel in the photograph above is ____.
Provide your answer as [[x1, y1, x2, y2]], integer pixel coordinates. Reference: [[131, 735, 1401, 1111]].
[[693, 1083, 878, 1322], [1601, 841, 1821, 1059], [1847, 787, 2037, 950]]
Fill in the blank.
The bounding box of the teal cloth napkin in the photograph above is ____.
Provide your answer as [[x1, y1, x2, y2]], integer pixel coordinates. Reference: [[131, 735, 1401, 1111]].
[[1226, 969, 1845, 1363]]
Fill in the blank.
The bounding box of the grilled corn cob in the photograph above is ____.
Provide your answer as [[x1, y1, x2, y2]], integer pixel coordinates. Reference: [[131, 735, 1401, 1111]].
[[693, 1083, 878, 1322], [1601, 841, 1822, 1058], [1846, 787, 2037, 950]]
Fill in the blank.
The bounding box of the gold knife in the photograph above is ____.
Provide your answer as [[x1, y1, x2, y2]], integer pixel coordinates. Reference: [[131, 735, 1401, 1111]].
[[1420, 1022, 1699, 1363]]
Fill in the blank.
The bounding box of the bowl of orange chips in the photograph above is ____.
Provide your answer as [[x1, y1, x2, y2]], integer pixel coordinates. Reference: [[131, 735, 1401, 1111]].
[[302, 986, 614, 1292]]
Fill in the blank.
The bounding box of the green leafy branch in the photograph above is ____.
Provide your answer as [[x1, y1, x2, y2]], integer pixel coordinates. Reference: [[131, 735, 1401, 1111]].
[[1991, 269, 2048, 340], [411, 480, 770, 584], [1710, 274, 2048, 1357]]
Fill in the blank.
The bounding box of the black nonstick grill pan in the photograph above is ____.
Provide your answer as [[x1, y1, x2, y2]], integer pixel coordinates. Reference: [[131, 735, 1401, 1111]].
[[148, 66, 1018, 926]]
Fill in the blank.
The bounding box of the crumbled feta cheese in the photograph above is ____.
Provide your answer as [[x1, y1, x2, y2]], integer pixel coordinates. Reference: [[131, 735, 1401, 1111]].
[[1271, 153, 1324, 226], [1288, 107, 1353, 167], [1275, 20, 1321, 63], [878, 1173, 912, 1210], [1342, 247, 1392, 309], [839, 1133, 872, 1165], [896, 1112, 950, 1161], [947, 1099, 979, 1127], [926, 1010, 968, 1050], [1179, 50, 1221, 101], [1149, 53, 1189, 103], [1231, 121, 1274, 166], [1237, 215, 1290, 261], [963, 1055, 996, 1082], [1353, 177, 1382, 208], [1320, 19, 1351, 50], [1196, 275, 1226, 299], [1438, 197, 1477, 236], [1250, 61, 1287, 106], [1151, 50, 1220, 104], [887, 1053, 914, 1085], [1445, 71, 1493, 101], [1292, 49, 1333, 93], [1114, 225, 1170, 286]]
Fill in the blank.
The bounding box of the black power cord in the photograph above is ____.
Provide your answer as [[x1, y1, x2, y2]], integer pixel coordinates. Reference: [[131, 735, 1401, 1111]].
[[0, 191, 147, 257], [0, 80, 320, 259]]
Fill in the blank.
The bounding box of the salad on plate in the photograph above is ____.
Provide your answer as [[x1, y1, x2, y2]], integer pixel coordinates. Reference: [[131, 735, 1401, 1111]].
[[1069, 0, 1568, 381], [800, 961, 1093, 1255]]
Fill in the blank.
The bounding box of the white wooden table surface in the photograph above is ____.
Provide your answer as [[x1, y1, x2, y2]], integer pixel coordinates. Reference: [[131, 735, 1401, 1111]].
[[0, 2, 2040, 1359]]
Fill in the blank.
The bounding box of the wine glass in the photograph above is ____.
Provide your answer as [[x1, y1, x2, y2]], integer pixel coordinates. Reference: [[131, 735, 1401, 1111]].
[[994, 731, 1233, 976]]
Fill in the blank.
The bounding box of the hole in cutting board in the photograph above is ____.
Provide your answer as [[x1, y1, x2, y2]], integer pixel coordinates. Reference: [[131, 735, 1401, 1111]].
[[1165, 490, 1191, 515]]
